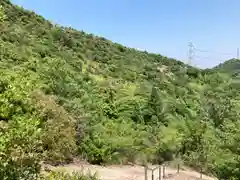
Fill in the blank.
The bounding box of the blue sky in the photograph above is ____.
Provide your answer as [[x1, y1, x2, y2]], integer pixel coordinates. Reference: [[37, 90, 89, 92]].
[[11, 0, 240, 68]]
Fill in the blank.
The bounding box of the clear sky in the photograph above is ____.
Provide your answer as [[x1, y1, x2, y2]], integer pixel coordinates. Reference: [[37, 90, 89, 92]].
[[11, 0, 240, 68]]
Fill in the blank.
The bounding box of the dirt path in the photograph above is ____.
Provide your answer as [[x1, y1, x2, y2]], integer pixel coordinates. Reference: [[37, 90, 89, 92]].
[[49, 163, 217, 180]]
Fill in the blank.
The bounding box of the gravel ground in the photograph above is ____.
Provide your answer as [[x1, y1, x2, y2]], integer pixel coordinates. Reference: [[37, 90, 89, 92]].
[[47, 163, 217, 180]]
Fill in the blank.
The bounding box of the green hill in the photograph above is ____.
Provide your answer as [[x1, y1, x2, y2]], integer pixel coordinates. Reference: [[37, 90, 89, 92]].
[[1, 0, 240, 179], [211, 58, 240, 76]]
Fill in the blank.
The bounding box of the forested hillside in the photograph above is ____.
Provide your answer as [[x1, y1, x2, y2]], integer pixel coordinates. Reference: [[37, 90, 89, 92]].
[[1, 0, 240, 179], [212, 58, 240, 76]]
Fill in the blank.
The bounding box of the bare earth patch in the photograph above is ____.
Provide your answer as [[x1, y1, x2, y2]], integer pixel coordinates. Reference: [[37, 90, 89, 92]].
[[47, 162, 217, 180]]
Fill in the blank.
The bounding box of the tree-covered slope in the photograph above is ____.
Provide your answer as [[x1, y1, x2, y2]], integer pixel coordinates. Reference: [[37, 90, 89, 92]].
[[211, 58, 240, 76], [1, 0, 240, 179]]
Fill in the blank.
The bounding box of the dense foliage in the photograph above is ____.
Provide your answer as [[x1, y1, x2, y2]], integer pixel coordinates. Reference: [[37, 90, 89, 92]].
[[1, 0, 240, 179]]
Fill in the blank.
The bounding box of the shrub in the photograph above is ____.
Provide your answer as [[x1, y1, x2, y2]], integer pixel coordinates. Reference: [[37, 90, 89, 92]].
[[41, 171, 99, 180], [31, 90, 77, 165], [0, 116, 42, 180], [0, 74, 42, 180]]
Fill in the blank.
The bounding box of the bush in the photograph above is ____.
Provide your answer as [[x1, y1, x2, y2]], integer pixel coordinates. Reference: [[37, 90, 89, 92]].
[[0, 116, 42, 180], [31, 90, 77, 165], [0, 74, 42, 180], [41, 171, 99, 180], [79, 117, 154, 165]]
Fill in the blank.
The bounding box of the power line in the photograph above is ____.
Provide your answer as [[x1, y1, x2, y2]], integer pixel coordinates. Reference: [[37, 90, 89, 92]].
[[194, 55, 212, 60], [195, 55, 235, 61], [194, 48, 235, 56], [187, 42, 239, 67]]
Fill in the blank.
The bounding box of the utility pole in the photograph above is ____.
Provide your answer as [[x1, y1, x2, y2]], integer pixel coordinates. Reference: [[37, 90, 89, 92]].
[[237, 48, 239, 59], [188, 42, 194, 66]]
